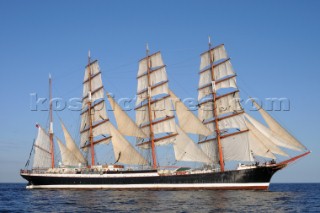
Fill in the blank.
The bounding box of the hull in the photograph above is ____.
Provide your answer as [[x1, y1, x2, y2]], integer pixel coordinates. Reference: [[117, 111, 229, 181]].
[[21, 164, 284, 190]]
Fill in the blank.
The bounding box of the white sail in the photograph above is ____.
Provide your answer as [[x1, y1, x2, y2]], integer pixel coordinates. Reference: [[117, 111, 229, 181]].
[[198, 86, 212, 101], [198, 101, 214, 122], [108, 123, 148, 165], [80, 59, 111, 150], [82, 61, 104, 107], [248, 132, 276, 159], [198, 69, 212, 89], [136, 83, 169, 106], [244, 113, 301, 151], [33, 126, 51, 169], [218, 114, 247, 131], [252, 100, 306, 151], [246, 119, 289, 157], [107, 94, 146, 138], [216, 76, 237, 91], [60, 121, 86, 164], [138, 66, 167, 93], [198, 139, 219, 163], [141, 118, 176, 136], [138, 52, 164, 76], [136, 53, 168, 106], [169, 90, 212, 136], [80, 121, 111, 148], [136, 52, 177, 148], [198, 67, 236, 101], [91, 101, 108, 123], [56, 138, 81, 166], [173, 125, 212, 164], [216, 91, 242, 116], [222, 132, 254, 162], [214, 60, 235, 80], [200, 44, 228, 70]]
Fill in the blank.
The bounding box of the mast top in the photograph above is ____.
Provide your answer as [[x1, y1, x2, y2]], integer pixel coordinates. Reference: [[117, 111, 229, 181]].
[[208, 36, 212, 49], [88, 50, 91, 59], [146, 43, 149, 56], [49, 73, 52, 79]]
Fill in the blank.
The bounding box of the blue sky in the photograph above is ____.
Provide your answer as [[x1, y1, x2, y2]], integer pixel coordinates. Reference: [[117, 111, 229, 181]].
[[0, 0, 319, 183]]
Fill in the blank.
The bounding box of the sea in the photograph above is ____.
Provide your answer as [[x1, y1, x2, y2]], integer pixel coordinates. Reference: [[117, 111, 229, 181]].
[[0, 183, 319, 212]]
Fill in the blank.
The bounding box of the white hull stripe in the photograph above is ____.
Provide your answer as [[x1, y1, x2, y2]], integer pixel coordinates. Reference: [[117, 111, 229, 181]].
[[22, 173, 159, 178], [27, 183, 269, 189]]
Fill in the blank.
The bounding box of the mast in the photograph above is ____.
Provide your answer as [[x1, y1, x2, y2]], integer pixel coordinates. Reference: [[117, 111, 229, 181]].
[[87, 50, 95, 166], [49, 74, 55, 169], [208, 37, 224, 171], [145, 44, 157, 169]]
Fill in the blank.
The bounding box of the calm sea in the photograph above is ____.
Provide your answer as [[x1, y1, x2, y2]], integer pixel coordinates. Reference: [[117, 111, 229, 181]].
[[0, 183, 319, 212]]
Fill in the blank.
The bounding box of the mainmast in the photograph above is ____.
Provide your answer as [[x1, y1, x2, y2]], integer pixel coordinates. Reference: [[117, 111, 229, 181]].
[[87, 50, 95, 165], [208, 37, 225, 172], [80, 51, 111, 165], [49, 74, 55, 169], [145, 44, 157, 169]]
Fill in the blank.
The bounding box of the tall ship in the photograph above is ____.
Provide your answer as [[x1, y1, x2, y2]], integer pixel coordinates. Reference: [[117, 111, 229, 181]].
[[21, 39, 310, 190]]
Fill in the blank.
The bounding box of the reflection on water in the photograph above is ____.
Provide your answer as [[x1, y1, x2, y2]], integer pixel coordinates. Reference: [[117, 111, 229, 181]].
[[0, 184, 319, 212]]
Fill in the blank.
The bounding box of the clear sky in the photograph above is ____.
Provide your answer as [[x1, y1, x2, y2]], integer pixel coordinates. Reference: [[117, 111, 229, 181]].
[[0, 0, 319, 183]]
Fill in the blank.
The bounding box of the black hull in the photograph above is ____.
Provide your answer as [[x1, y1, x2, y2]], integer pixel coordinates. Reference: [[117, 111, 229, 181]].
[[21, 165, 284, 190]]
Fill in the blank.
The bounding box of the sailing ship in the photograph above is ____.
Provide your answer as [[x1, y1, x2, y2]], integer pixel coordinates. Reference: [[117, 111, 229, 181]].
[[20, 39, 310, 190]]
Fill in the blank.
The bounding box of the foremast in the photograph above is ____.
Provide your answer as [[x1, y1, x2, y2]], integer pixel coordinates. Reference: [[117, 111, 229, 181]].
[[197, 37, 251, 168], [197, 38, 309, 169], [208, 37, 224, 171], [145, 44, 157, 169]]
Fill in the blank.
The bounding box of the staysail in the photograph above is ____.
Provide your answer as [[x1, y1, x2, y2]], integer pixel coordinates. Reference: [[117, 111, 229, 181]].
[[251, 100, 306, 151], [60, 121, 87, 164], [107, 94, 147, 138], [56, 138, 81, 166]]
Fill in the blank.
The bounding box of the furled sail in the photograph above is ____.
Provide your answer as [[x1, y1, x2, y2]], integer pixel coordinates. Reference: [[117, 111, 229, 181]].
[[60, 121, 86, 164], [251, 100, 306, 151], [135, 51, 177, 149], [80, 60, 111, 150], [108, 123, 148, 165], [33, 126, 51, 169], [169, 90, 212, 136], [107, 94, 147, 138], [173, 125, 212, 164]]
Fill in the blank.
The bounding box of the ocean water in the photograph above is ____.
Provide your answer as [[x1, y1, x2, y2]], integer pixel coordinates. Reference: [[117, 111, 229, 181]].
[[0, 183, 319, 212]]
